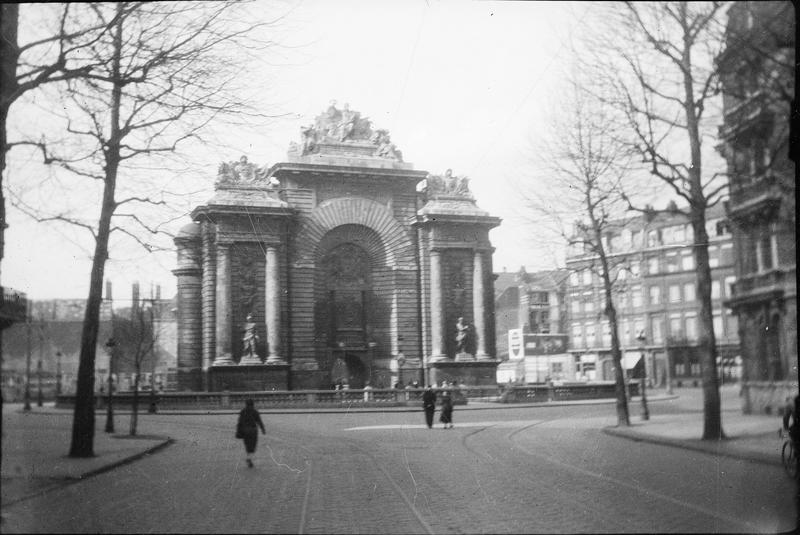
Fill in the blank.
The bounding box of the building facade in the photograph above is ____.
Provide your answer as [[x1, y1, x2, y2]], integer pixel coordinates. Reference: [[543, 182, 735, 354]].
[[717, 1, 797, 414], [565, 204, 740, 388], [174, 104, 500, 392]]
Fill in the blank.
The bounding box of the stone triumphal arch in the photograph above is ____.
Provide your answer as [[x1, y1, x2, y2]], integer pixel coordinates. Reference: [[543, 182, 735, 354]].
[[174, 103, 501, 391]]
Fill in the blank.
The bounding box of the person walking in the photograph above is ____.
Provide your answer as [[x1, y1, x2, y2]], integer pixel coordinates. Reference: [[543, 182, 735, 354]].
[[439, 390, 454, 429], [237, 399, 265, 467], [422, 385, 437, 429]]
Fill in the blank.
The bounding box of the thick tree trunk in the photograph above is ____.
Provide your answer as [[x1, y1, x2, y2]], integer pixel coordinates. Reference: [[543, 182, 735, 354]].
[[680, 9, 724, 439], [69, 4, 124, 457], [0, 3, 20, 280]]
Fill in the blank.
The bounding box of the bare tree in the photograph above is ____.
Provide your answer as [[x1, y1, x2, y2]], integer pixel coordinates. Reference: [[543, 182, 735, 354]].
[[581, 1, 731, 440], [527, 81, 635, 426], [113, 300, 156, 436], [0, 4, 115, 279], [4, 2, 282, 457]]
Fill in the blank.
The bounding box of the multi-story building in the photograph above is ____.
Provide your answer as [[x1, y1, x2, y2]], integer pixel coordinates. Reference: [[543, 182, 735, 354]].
[[716, 1, 796, 414], [565, 204, 740, 388], [494, 268, 569, 383], [494, 267, 568, 360]]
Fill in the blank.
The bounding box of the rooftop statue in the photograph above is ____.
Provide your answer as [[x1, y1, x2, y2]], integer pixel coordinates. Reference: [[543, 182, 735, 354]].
[[426, 169, 472, 197], [216, 155, 271, 186], [289, 102, 403, 162]]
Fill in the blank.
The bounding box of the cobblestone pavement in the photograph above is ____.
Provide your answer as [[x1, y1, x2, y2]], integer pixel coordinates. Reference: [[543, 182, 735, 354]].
[[1, 397, 795, 534]]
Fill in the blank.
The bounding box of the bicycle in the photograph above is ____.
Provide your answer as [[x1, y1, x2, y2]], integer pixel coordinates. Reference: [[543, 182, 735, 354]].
[[779, 428, 798, 479]]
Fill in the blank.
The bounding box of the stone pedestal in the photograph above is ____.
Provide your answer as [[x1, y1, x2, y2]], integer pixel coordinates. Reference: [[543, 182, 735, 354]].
[[455, 351, 475, 362], [239, 354, 263, 366], [210, 364, 290, 391], [428, 359, 498, 387]]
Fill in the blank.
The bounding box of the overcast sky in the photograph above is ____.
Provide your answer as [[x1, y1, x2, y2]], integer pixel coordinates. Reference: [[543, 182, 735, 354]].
[[5, 0, 596, 300]]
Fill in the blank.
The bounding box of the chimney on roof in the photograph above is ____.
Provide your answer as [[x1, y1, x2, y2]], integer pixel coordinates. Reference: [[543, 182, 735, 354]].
[[156, 285, 161, 301], [105, 280, 113, 301]]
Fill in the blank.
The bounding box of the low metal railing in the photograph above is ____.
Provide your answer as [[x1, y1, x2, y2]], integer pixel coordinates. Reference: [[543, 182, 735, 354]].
[[56, 382, 640, 410]]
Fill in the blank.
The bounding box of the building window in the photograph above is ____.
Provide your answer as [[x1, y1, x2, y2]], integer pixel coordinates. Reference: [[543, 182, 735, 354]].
[[572, 324, 583, 347], [758, 231, 774, 272], [648, 256, 659, 275], [713, 311, 723, 338], [685, 313, 697, 340], [601, 321, 611, 346], [633, 317, 645, 340], [630, 261, 640, 278], [650, 315, 664, 343], [669, 285, 681, 303], [683, 283, 696, 302], [647, 230, 659, 247], [570, 271, 580, 287], [708, 245, 719, 268], [666, 252, 679, 272], [632, 285, 643, 308], [711, 280, 721, 299], [649, 285, 661, 305], [674, 225, 685, 243], [621, 319, 631, 343], [724, 276, 736, 297], [663, 226, 675, 244], [719, 242, 733, 266], [618, 265, 627, 280], [585, 324, 596, 347], [571, 299, 581, 315], [669, 314, 682, 338], [582, 270, 592, 286], [681, 251, 694, 270], [583, 292, 594, 313], [727, 310, 738, 338]]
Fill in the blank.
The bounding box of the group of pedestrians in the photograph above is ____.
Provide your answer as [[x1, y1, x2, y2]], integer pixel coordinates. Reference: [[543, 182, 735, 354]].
[[235, 383, 461, 467], [422, 384, 455, 429]]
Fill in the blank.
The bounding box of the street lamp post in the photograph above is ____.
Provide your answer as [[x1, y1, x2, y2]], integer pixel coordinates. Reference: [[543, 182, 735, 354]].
[[24, 318, 32, 411], [56, 351, 63, 396], [104, 338, 116, 433], [36, 358, 43, 407], [636, 332, 649, 421]]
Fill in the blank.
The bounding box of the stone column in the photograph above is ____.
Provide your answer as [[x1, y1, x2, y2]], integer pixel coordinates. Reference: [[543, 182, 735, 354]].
[[200, 221, 216, 388], [265, 245, 286, 364], [473, 250, 490, 359], [213, 243, 235, 365], [429, 250, 447, 361], [173, 228, 202, 390]]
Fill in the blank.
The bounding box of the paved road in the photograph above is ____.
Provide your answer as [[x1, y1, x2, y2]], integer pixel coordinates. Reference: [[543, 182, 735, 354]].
[[2, 402, 794, 533]]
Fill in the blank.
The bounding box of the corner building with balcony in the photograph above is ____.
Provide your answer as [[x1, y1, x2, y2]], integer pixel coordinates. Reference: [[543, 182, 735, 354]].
[[173, 104, 500, 392], [716, 1, 797, 413], [565, 205, 739, 388]]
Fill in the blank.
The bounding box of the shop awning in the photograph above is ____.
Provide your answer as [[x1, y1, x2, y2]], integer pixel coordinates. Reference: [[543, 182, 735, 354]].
[[622, 353, 643, 370]]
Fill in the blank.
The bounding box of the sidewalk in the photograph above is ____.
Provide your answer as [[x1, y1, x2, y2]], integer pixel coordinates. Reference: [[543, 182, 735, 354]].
[[603, 385, 784, 467], [1, 405, 172, 507], [1, 385, 784, 508]]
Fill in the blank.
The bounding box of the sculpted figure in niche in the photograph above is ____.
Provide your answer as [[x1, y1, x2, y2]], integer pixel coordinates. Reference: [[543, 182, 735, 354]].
[[242, 313, 260, 358], [455, 317, 472, 355]]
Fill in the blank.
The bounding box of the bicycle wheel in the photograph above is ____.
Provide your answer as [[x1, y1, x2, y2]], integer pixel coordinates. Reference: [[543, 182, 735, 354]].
[[782, 440, 798, 478]]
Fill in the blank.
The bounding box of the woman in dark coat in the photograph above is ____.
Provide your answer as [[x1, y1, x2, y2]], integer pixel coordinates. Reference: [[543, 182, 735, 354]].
[[237, 399, 265, 467], [439, 391, 454, 429]]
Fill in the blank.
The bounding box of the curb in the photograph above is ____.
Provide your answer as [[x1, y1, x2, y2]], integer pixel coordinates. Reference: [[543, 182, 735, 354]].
[[602, 427, 779, 467], [2, 438, 174, 507]]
